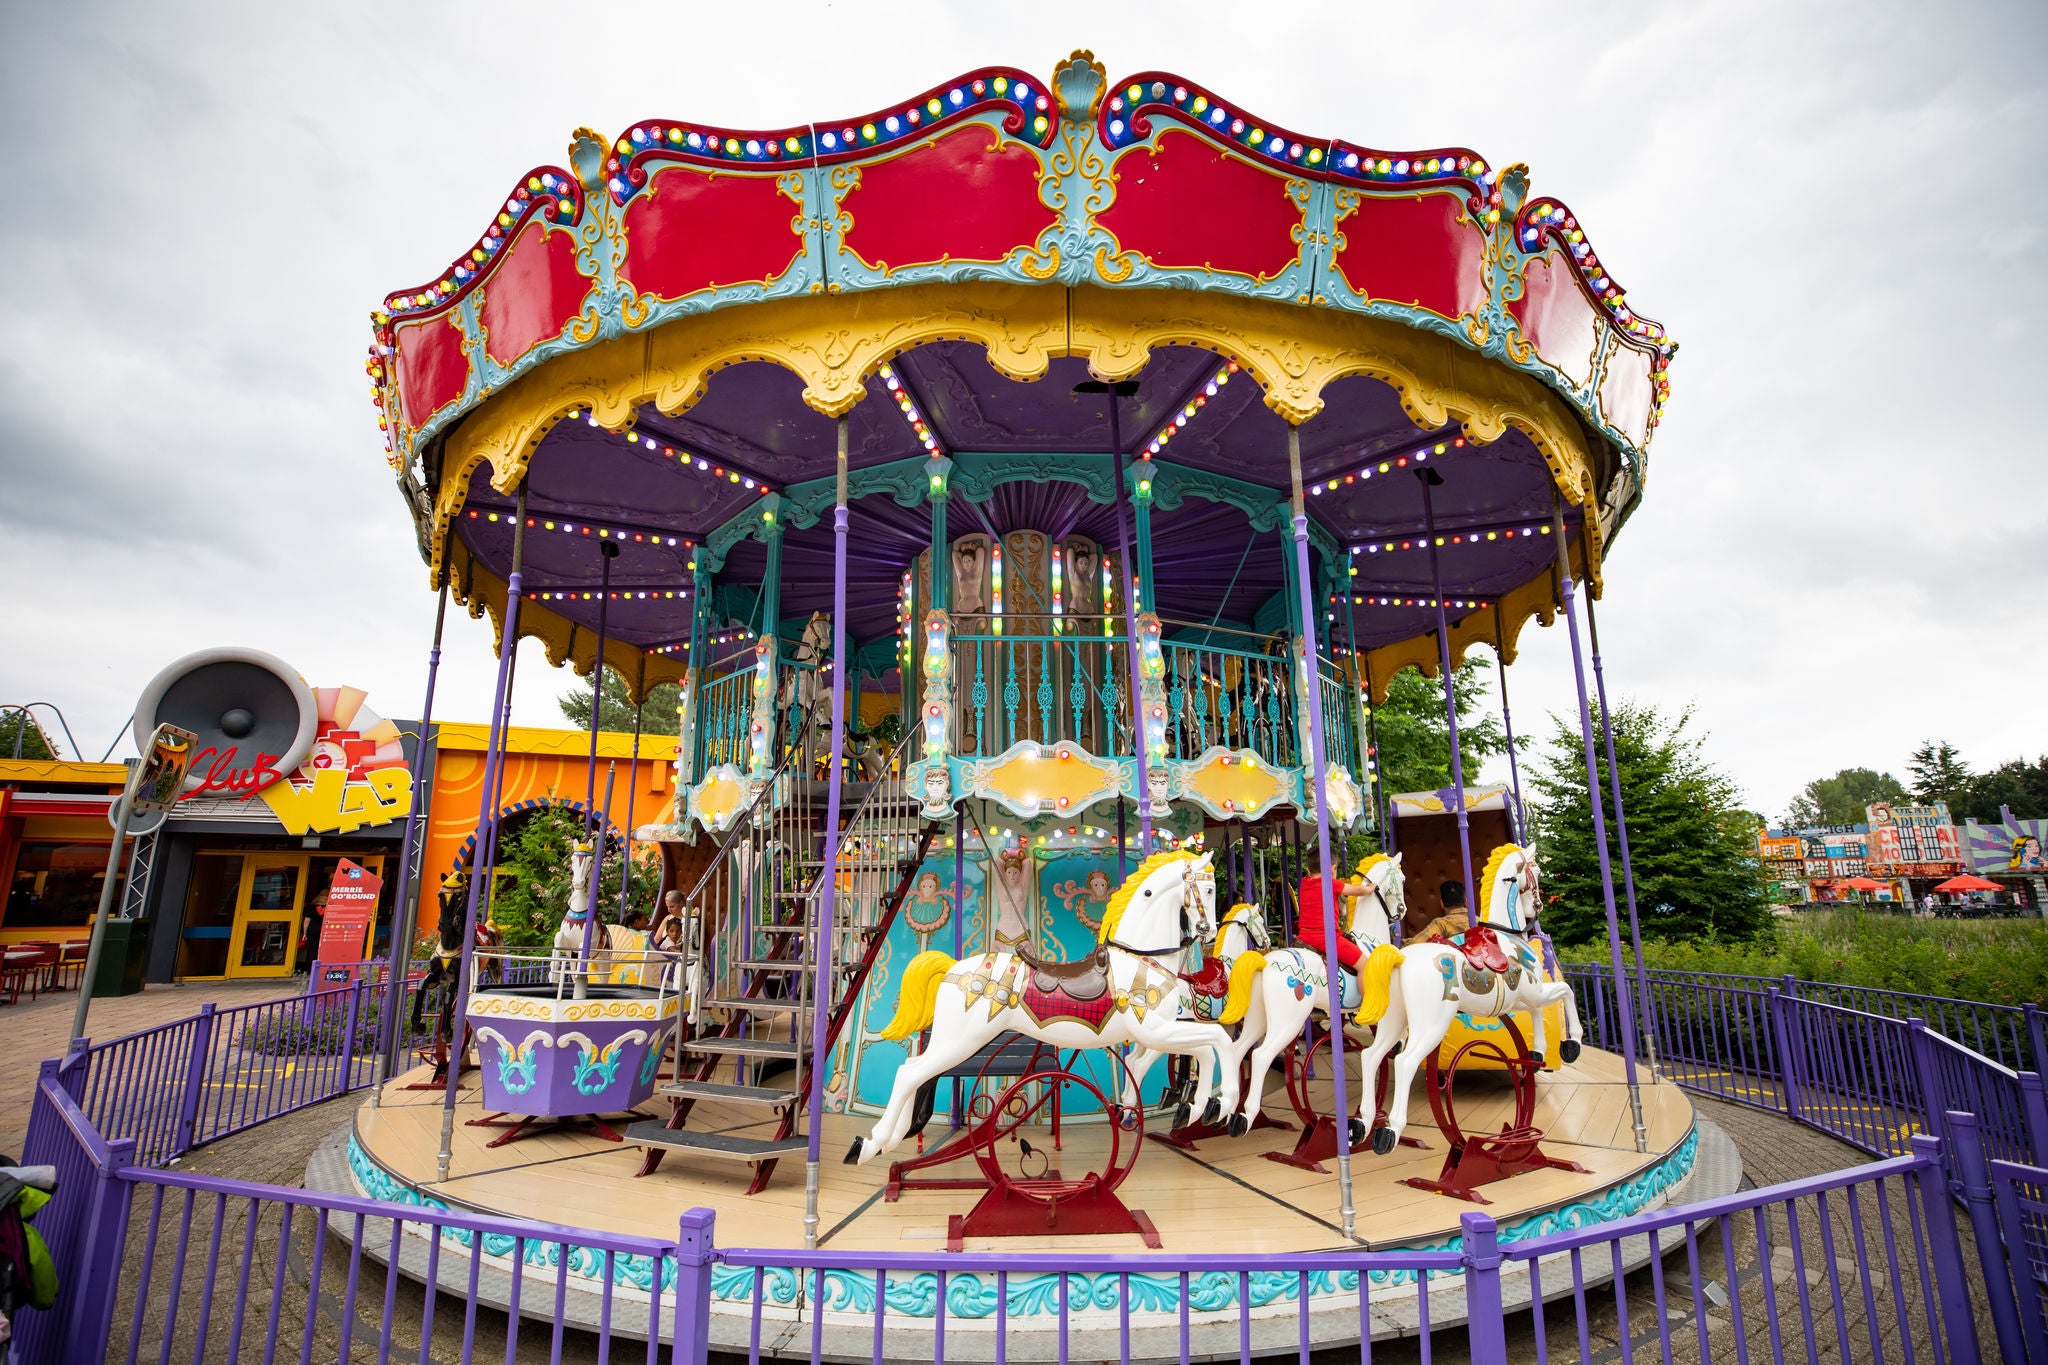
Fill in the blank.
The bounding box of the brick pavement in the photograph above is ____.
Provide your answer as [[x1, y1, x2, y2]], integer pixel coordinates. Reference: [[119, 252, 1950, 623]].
[[0, 977, 300, 1159]]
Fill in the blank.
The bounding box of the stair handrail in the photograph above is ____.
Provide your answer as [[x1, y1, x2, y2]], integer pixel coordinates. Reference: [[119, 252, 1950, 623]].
[[671, 700, 825, 911]]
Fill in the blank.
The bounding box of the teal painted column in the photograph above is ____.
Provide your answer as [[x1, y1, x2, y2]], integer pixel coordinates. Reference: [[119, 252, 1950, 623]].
[[926, 456, 952, 611], [1128, 463, 1156, 613], [758, 494, 785, 638]]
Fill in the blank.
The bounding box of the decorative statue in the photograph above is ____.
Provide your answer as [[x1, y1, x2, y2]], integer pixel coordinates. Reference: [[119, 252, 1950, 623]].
[[1350, 843, 1584, 1152], [988, 845, 1032, 948], [845, 851, 1235, 1165], [1214, 854, 1409, 1135], [951, 535, 989, 622]]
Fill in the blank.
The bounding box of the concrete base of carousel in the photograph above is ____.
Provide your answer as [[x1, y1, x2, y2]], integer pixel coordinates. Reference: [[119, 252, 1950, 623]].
[[311, 1051, 1740, 1362]]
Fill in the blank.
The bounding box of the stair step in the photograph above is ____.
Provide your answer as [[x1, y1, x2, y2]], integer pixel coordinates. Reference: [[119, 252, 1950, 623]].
[[624, 1123, 806, 1162], [707, 996, 808, 1013], [658, 1079, 796, 1106], [683, 1036, 803, 1059]]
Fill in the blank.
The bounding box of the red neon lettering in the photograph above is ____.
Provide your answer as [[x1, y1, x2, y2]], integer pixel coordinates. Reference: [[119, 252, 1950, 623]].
[[180, 746, 286, 802]]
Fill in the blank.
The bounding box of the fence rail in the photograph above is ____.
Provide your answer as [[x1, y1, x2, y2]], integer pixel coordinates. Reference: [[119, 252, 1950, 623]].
[[15, 966, 2048, 1362]]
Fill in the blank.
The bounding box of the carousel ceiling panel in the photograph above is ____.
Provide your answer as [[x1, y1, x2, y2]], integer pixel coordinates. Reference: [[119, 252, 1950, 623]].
[[517, 425, 755, 533]]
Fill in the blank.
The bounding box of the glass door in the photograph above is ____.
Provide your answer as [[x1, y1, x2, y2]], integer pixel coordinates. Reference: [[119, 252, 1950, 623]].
[[229, 856, 307, 978]]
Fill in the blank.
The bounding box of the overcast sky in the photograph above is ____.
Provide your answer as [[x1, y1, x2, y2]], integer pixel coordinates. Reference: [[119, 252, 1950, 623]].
[[3, 1, 2042, 820]]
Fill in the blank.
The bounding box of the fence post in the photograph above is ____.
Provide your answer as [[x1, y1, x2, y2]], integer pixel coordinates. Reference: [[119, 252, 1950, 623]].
[[1906, 1018, 1947, 1152], [2019, 1071, 2048, 1167], [56, 1037, 91, 1104], [1459, 1212, 1508, 1364], [1909, 1133, 1983, 1365], [670, 1208, 716, 1365], [62, 1135, 137, 1364], [2026, 1002, 2046, 1079], [1765, 987, 1802, 1121], [341, 977, 365, 1097], [173, 1004, 217, 1157], [1948, 1111, 2028, 1364]]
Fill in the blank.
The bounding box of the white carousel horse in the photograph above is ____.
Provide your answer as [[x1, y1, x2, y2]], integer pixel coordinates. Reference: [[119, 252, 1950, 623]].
[[1214, 853, 1409, 1135], [1116, 900, 1270, 1112], [846, 851, 1234, 1165], [1350, 842, 1585, 1153], [552, 841, 598, 991]]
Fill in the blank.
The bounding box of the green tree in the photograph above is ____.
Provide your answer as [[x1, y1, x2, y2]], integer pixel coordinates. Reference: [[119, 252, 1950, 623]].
[[1958, 755, 2048, 823], [1528, 700, 1772, 946], [0, 712, 57, 759], [1783, 767, 1907, 828], [1907, 740, 1972, 810], [559, 666, 681, 736], [1369, 658, 1511, 804], [484, 805, 660, 948]]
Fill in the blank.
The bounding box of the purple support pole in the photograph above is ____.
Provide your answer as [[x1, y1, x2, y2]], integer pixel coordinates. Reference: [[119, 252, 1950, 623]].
[[804, 418, 853, 1247], [1492, 604, 1524, 847], [1417, 472, 1478, 915], [1551, 496, 1648, 1152], [619, 662, 645, 921], [373, 574, 450, 1099], [1288, 425, 1357, 1240], [438, 483, 528, 1182], [576, 764, 618, 970], [584, 540, 618, 837], [1584, 589, 1658, 1074]]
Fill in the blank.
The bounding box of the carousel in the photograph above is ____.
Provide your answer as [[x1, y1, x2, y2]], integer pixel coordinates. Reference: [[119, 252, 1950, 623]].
[[344, 53, 1719, 1357]]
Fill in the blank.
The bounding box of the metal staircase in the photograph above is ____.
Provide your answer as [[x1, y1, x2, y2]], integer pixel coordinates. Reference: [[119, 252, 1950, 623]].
[[629, 720, 935, 1193]]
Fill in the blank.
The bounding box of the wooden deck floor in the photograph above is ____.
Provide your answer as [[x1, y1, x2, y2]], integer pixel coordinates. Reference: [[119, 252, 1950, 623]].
[[353, 1046, 1693, 1255]]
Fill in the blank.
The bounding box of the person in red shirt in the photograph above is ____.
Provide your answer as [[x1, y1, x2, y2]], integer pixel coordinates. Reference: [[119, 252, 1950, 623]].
[[1294, 870, 1373, 972]]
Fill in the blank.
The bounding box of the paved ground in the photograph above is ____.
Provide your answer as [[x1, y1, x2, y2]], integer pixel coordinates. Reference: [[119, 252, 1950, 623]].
[[1, 977, 302, 1159], [9, 1003, 2010, 1363]]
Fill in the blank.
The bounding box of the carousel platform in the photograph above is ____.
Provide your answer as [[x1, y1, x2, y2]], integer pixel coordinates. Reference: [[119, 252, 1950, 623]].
[[329, 1047, 1727, 1359]]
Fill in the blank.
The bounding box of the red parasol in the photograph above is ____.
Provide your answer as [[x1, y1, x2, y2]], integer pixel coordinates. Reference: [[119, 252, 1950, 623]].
[[1932, 873, 2001, 894], [1838, 876, 1885, 892]]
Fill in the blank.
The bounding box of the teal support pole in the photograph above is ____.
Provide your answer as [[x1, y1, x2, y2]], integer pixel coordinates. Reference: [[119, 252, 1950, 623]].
[[1129, 465, 1156, 613], [926, 456, 952, 613]]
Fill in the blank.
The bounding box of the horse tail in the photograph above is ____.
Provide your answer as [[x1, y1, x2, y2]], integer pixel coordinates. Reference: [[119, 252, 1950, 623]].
[[877, 951, 956, 1041], [1354, 944, 1404, 1027], [1218, 951, 1269, 1026]]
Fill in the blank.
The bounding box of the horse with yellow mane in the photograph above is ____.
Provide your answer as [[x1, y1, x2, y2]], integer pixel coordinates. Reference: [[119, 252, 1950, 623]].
[[846, 850, 1234, 1166]]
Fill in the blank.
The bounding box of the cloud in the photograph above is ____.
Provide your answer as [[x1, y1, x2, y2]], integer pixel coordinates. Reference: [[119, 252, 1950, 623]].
[[1, 0, 2042, 818]]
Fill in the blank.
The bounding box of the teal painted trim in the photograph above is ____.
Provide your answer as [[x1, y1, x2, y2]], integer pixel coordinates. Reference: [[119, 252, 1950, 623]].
[[346, 1122, 1699, 1319], [949, 452, 1116, 504]]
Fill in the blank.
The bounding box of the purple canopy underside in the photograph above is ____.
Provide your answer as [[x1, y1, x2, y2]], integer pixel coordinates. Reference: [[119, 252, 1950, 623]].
[[451, 343, 1572, 660]]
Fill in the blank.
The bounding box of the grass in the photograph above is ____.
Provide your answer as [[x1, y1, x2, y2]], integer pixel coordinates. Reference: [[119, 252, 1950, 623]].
[[1560, 908, 2048, 1009]]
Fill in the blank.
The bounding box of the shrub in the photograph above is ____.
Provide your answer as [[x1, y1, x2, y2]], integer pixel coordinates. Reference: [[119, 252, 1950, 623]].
[[1561, 909, 2048, 1008]]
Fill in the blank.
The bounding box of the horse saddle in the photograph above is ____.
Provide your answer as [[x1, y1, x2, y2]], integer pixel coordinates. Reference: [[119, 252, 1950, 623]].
[[1179, 955, 1230, 999], [1450, 923, 1514, 975], [1016, 944, 1111, 1002]]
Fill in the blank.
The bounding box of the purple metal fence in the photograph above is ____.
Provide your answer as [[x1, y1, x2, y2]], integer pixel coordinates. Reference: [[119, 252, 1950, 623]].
[[1567, 965, 2039, 1073], [18, 967, 2047, 1362], [1502, 1143, 1980, 1365]]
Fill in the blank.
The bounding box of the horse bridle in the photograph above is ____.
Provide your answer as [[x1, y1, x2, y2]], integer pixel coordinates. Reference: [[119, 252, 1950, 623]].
[[1109, 864, 1217, 958]]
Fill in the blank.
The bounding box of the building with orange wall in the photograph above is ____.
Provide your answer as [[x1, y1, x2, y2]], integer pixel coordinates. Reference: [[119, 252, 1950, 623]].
[[416, 721, 679, 932], [1, 721, 680, 978]]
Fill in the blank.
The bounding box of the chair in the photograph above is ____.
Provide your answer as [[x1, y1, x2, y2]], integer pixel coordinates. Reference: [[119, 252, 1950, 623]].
[[17, 942, 62, 996], [54, 940, 90, 990]]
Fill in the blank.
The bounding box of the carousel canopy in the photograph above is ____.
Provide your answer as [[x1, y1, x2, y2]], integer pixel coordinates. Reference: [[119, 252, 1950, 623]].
[[369, 54, 1673, 699]]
